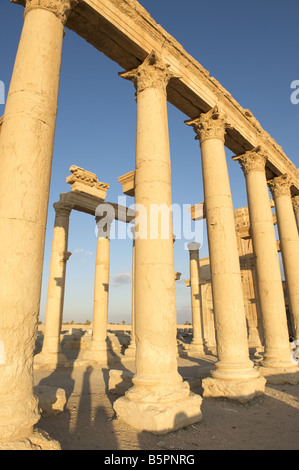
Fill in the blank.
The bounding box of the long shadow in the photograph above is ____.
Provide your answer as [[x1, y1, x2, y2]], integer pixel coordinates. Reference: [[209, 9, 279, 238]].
[[35, 334, 81, 447], [69, 364, 120, 450], [102, 335, 135, 414]]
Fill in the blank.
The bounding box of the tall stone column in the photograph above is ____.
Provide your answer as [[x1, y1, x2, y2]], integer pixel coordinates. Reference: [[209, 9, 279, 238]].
[[35, 202, 73, 368], [85, 216, 112, 364], [187, 242, 205, 355], [292, 196, 299, 233], [268, 174, 299, 342], [186, 107, 265, 401], [233, 148, 298, 383], [114, 51, 202, 434], [0, 0, 79, 446], [125, 227, 136, 357]]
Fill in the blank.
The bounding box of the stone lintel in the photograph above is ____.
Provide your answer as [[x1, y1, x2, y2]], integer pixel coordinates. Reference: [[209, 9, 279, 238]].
[[58, 192, 135, 222]]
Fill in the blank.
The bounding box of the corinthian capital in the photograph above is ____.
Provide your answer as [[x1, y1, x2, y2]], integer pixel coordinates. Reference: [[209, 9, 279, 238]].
[[185, 106, 229, 144], [232, 146, 268, 176], [267, 174, 293, 199], [119, 51, 176, 97], [53, 201, 73, 218], [10, 0, 81, 25]]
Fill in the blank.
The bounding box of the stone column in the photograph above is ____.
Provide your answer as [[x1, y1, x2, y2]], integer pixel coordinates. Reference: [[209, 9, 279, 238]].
[[85, 216, 112, 364], [125, 227, 136, 358], [233, 148, 298, 383], [268, 174, 299, 342], [114, 51, 202, 434], [186, 107, 265, 401], [187, 242, 205, 355], [0, 0, 78, 446], [292, 196, 299, 233], [35, 202, 73, 368]]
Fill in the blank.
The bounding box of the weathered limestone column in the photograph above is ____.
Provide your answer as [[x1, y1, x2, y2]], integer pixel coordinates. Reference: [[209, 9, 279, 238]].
[[0, 0, 79, 447], [186, 107, 265, 401], [85, 216, 112, 364], [114, 51, 202, 434], [292, 196, 299, 233], [35, 202, 73, 368], [187, 242, 205, 355], [268, 174, 299, 342], [233, 148, 299, 383], [125, 227, 136, 357]]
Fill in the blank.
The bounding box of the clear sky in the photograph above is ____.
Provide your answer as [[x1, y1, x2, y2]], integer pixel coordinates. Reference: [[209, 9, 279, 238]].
[[0, 0, 298, 324]]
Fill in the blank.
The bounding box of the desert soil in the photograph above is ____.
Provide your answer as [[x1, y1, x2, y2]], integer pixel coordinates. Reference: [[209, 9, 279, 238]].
[[34, 349, 299, 451]]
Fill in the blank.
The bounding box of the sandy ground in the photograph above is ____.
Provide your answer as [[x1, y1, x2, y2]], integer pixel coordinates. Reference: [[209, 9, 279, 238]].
[[33, 344, 299, 451]]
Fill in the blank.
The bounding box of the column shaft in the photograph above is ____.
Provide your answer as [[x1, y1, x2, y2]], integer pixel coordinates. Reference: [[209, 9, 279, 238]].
[[292, 196, 299, 232], [35, 203, 72, 367], [0, 3, 69, 443], [125, 229, 136, 356], [186, 108, 265, 401], [85, 218, 111, 363], [114, 52, 202, 434], [128, 67, 181, 388], [268, 175, 299, 341], [187, 243, 205, 354], [233, 148, 298, 383]]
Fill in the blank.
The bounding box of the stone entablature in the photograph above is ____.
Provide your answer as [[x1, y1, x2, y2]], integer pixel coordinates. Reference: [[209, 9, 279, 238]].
[[58, 191, 135, 222], [117, 170, 135, 197], [66, 0, 299, 193]]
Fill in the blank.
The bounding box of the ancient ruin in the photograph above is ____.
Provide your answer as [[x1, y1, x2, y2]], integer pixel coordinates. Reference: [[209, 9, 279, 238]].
[[0, 0, 298, 450]]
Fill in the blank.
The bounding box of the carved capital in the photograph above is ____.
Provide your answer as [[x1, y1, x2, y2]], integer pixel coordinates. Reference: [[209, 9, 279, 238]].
[[185, 106, 229, 144], [53, 202, 73, 218], [292, 195, 299, 214], [268, 174, 293, 199], [232, 146, 268, 176], [10, 0, 81, 25], [119, 51, 176, 97], [61, 251, 72, 262], [187, 242, 201, 252]]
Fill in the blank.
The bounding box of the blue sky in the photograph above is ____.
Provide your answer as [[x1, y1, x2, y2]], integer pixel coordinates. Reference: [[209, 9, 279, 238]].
[[0, 0, 298, 324]]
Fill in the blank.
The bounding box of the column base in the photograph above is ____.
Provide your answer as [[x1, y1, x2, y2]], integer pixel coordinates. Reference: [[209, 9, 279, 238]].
[[34, 351, 69, 370], [202, 361, 266, 402], [186, 341, 206, 357], [0, 428, 61, 450], [202, 376, 266, 403], [114, 392, 202, 435], [83, 341, 108, 365]]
